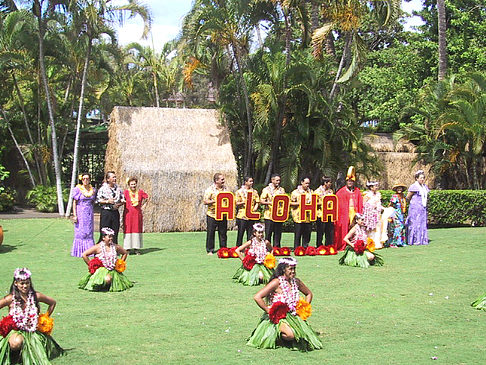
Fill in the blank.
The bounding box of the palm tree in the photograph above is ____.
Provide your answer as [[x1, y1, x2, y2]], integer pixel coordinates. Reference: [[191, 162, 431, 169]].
[[437, 0, 447, 80]]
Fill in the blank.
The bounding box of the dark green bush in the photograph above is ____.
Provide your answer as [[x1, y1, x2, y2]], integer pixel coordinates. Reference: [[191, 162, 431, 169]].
[[0, 188, 16, 211], [26, 185, 69, 213]]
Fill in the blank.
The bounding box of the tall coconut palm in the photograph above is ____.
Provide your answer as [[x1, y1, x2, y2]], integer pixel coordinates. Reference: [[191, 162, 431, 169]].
[[437, 0, 447, 80]]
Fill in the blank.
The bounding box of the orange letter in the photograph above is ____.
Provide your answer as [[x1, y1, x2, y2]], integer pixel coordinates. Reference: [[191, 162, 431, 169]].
[[300, 194, 318, 221], [321, 194, 338, 222], [245, 191, 260, 220], [215, 192, 235, 220], [271, 194, 290, 222]]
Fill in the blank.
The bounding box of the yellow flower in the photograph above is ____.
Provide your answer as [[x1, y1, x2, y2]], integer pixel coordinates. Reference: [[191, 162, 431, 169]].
[[296, 298, 312, 320], [37, 313, 54, 335], [115, 259, 126, 273], [264, 253, 276, 269], [366, 237, 375, 252]]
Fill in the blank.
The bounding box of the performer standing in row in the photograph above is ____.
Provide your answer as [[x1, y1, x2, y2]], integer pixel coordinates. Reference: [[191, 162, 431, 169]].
[[290, 177, 313, 248], [362, 181, 384, 248], [123, 177, 149, 255], [235, 176, 260, 246], [314, 176, 334, 247], [334, 166, 363, 251], [260, 174, 286, 247], [203, 173, 228, 255], [406, 170, 429, 245], [71, 173, 96, 257], [96, 171, 124, 244]]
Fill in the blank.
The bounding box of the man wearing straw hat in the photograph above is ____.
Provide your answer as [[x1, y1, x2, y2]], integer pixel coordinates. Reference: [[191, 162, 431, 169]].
[[334, 166, 363, 251], [203, 173, 228, 255]]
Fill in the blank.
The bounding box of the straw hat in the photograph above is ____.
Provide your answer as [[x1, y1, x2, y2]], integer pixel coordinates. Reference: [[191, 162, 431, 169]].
[[392, 184, 407, 192]]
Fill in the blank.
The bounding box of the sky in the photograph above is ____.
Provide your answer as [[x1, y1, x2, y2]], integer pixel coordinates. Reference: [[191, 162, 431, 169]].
[[114, 0, 425, 53]]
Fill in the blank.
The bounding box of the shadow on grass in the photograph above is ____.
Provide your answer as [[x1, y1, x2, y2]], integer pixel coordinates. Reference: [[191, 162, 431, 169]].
[[0, 244, 17, 253], [138, 247, 165, 255]]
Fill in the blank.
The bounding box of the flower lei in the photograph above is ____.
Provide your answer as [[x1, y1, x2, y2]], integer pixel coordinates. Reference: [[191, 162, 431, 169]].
[[315, 185, 333, 197], [273, 276, 299, 315], [129, 190, 139, 207], [10, 292, 38, 332], [248, 237, 267, 264], [77, 184, 94, 198], [97, 242, 117, 271], [353, 225, 368, 244], [296, 185, 312, 204], [266, 183, 284, 198]]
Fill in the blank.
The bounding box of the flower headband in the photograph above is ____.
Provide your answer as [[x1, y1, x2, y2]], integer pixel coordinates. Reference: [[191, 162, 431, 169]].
[[14, 268, 32, 281], [278, 257, 297, 266], [101, 227, 115, 236], [253, 223, 265, 232]]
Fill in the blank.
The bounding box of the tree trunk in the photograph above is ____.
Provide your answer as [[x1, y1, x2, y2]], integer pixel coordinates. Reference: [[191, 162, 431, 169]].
[[1, 108, 36, 187], [330, 32, 351, 100], [153, 71, 160, 107], [37, 10, 65, 215], [437, 0, 447, 81], [65, 39, 92, 217]]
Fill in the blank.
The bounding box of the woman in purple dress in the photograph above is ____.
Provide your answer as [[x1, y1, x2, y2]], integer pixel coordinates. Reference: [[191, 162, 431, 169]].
[[71, 173, 97, 257], [406, 170, 429, 245]]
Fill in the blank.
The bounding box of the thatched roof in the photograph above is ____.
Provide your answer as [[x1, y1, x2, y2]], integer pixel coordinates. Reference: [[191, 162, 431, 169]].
[[105, 107, 238, 232], [362, 133, 435, 189]]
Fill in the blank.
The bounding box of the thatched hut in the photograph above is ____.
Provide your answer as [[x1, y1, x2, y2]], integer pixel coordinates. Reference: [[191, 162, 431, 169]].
[[105, 107, 238, 232], [363, 133, 435, 189]]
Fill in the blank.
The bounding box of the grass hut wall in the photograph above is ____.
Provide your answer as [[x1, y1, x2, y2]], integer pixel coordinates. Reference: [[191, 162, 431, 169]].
[[362, 133, 435, 189], [105, 107, 238, 232]]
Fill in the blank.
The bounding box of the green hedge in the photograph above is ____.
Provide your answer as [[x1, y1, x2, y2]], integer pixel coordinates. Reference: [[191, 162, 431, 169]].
[[380, 190, 486, 227]]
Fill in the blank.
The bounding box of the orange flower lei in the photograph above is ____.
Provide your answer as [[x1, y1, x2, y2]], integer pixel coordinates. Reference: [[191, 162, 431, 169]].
[[366, 237, 375, 252], [77, 184, 94, 197], [37, 313, 54, 335], [115, 259, 126, 273], [129, 190, 139, 207], [296, 298, 312, 320], [264, 253, 276, 269]]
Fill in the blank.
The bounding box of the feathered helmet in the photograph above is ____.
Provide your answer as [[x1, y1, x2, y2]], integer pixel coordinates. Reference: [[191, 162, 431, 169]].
[[346, 166, 356, 181]]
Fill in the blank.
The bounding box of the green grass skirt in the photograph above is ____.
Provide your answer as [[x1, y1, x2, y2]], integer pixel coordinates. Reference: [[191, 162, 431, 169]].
[[247, 312, 322, 351], [233, 263, 274, 286], [471, 293, 486, 310], [0, 330, 64, 365], [79, 267, 134, 292], [338, 246, 384, 268]]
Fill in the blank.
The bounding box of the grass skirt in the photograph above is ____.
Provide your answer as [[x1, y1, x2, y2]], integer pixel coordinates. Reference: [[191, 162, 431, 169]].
[[338, 246, 384, 268], [247, 312, 322, 351], [471, 293, 486, 311], [79, 267, 133, 292], [0, 330, 64, 365], [233, 263, 274, 286]]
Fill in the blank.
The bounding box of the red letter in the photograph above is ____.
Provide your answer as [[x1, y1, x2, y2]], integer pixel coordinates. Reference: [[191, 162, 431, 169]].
[[245, 191, 260, 220], [300, 194, 318, 221], [321, 195, 338, 222], [271, 194, 290, 222], [215, 192, 235, 220]]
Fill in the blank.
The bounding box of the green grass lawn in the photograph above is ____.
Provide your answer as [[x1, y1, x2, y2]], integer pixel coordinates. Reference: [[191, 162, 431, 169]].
[[0, 219, 485, 364]]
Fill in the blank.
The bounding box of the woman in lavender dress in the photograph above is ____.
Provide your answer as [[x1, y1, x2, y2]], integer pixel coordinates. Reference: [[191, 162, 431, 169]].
[[71, 173, 96, 257], [406, 170, 429, 245]]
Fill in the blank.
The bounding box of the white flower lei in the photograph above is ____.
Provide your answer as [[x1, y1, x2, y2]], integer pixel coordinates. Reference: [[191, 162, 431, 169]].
[[10, 292, 38, 332], [273, 276, 299, 314], [248, 237, 267, 264], [97, 242, 117, 271]]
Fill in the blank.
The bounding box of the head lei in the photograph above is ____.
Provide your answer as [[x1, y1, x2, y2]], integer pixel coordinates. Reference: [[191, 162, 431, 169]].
[[101, 227, 115, 236], [366, 181, 378, 187], [14, 268, 32, 281], [253, 222, 265, 232], [278, 257, 298, 267], [355, 213, 363, 220], [346, 166, 356, 181]]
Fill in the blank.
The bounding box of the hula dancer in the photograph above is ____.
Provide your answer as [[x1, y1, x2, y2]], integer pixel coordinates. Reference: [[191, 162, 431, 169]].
[[471, 293, 486, 311], [79, 228, 133, 292], [339, 214, 383, 268], [233, 223, 275, 286], [247, 258, 322, 351], [0, 268, 64, 364]]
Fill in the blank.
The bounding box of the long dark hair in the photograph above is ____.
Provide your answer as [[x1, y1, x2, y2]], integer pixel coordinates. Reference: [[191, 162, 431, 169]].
[[269, 262, 290, 281], [9, 275, 40, 313]]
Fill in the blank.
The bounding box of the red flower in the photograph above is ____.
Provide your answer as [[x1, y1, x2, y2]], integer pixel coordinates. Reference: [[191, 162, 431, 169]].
[[242, 254, 256, 270], [228, 247, 239, 258], [354, 240, 366, 255], [294, 246, 306, 256], [0, 315, 18, 338], [281, 247, 291, 256], [217, 247, 230, 258], [88, 257, 104, 274], [269, 301, 289, 324], [305, 246, 317, 256], [316, 245, 327, 255]]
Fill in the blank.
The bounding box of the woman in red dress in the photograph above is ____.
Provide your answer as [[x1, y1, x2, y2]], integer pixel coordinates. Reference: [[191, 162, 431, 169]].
[[123, 177, 149, 254]]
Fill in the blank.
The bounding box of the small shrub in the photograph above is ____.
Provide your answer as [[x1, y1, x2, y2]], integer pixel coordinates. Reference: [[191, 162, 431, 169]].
[[0, 188, 16, 211], [26, 185, 69, 213]]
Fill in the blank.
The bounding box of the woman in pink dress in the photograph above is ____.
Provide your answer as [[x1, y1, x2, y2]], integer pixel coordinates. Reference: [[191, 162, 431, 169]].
[[123, 177, 149, 255]]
